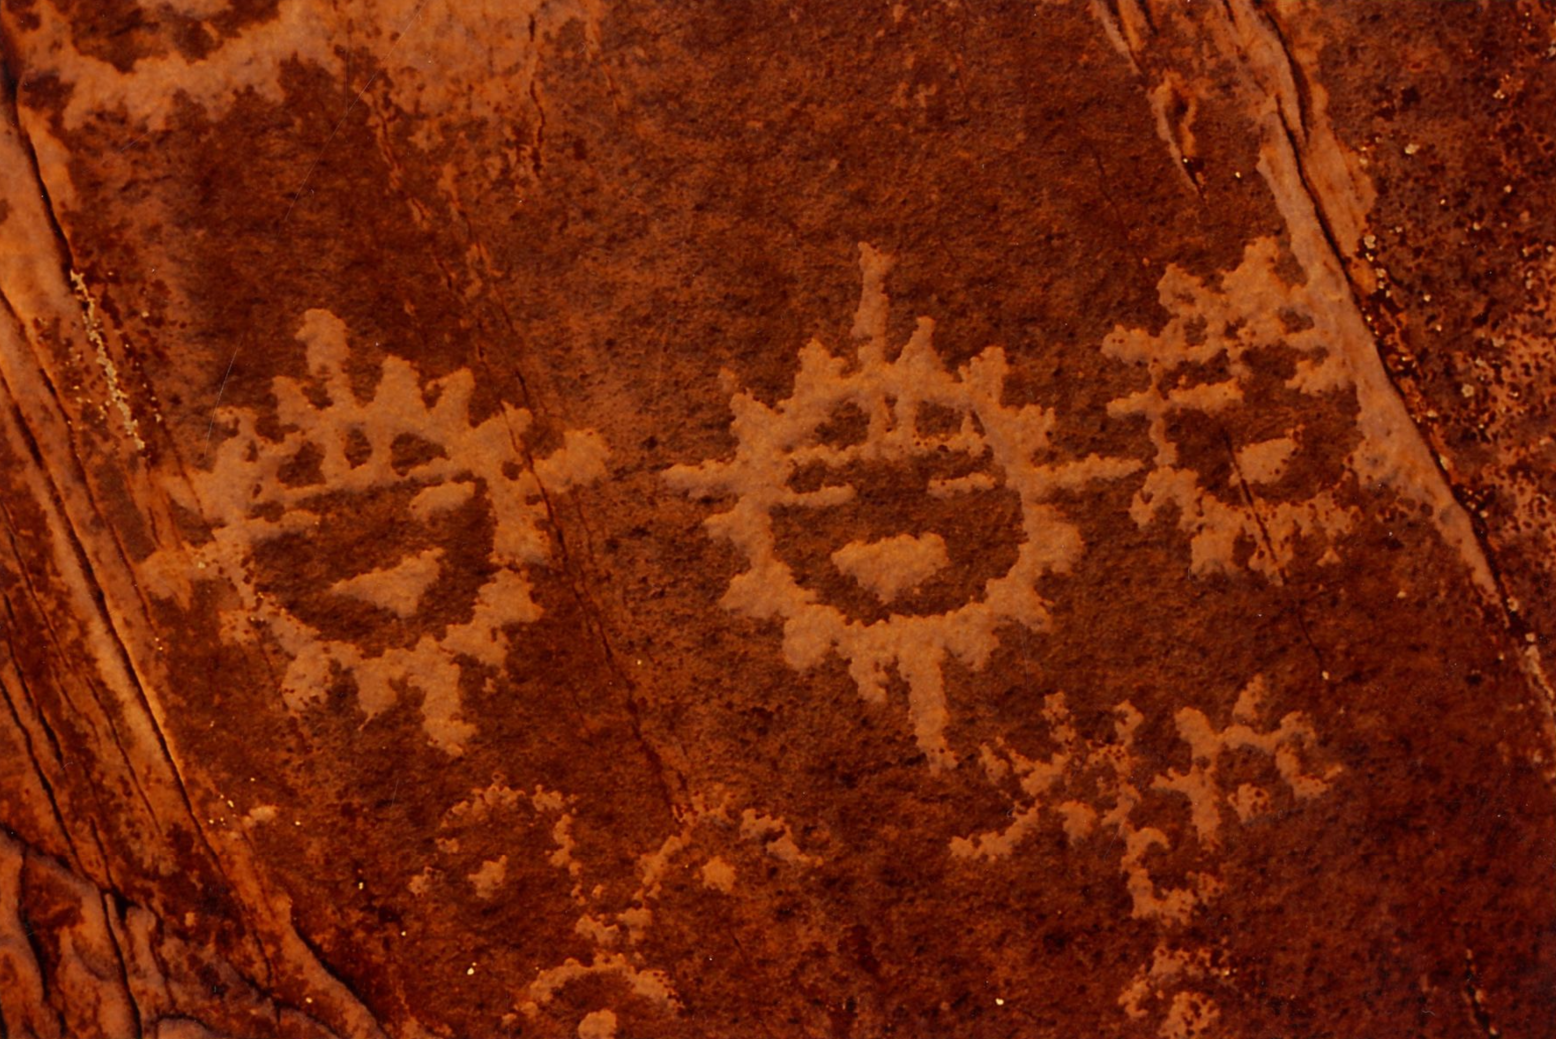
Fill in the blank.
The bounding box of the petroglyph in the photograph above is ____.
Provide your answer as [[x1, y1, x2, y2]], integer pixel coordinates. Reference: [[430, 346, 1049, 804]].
[[1119, 944, 1227, 1039], [21, 0, 604, 136], [1088, 0, 1501, 601], [171, 309, 606, 754], [1104, 237, 1359, 580], [952, 675, 1338, 911], [421, 784, 819, 1031], [667, 243, 1138, 769], [952, 675, 1340, 1034]]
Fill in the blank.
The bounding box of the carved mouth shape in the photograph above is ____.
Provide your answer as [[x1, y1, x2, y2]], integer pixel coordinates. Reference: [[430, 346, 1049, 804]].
[[772, 452, 1024, 623], [831, 532, 950, 604], [247, 477, 498, 655], [329, 546, 447, 619]]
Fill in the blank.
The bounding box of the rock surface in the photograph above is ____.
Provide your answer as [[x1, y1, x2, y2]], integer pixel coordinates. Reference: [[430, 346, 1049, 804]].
[[0, 1, 1553, 1037]]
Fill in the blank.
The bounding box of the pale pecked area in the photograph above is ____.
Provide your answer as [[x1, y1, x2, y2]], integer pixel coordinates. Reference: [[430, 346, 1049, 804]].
[[0, 2, 1552, 1038]]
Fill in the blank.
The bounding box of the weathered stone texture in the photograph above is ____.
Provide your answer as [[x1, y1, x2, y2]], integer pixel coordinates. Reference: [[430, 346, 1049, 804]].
[[1, 2, 1553, 1037]]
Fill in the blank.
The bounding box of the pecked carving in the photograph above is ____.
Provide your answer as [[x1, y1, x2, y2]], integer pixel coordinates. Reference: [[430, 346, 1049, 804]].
[[176, 309, 607, 754], [667, 243, 1139, 770], [1103, 237, 1360, 580], [953, 674, 1341, 1034]]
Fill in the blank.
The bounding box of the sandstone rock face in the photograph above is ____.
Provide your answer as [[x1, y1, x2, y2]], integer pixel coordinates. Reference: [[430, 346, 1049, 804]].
[[1, 2, 1553, 1037]]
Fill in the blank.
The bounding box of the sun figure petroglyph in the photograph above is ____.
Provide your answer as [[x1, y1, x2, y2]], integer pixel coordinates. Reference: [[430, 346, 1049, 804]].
[[182, 309, 606, 754], [952, 674, 1341, 1035], [413, 783, 819, 1032], [666, 244, 1140, 770], [1104, 237, 1359, 580], [411, 782, 682, 1027]]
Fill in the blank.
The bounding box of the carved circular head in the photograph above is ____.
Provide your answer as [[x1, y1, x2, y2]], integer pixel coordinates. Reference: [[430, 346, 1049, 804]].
[[668, 245, 1138, 768], [190, 310, 606, 755], [769, 345, 1026, 625], [1103, 238, 1360, 580]]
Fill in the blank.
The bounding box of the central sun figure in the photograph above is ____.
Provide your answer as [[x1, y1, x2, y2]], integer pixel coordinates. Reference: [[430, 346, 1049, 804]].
[[667, 244, 1139, 770]]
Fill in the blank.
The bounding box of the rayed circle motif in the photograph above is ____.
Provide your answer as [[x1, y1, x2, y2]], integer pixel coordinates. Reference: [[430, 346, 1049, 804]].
[[187, 310, 606, 754], [667, 245, 1138, 769]]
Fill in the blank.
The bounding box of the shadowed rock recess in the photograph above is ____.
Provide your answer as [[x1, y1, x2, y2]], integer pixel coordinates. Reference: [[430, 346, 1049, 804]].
[[1, 1, 1554, 1037]]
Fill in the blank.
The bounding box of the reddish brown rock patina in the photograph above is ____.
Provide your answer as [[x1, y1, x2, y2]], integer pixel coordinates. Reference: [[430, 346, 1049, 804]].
[[1, 2, 1553, 1037]]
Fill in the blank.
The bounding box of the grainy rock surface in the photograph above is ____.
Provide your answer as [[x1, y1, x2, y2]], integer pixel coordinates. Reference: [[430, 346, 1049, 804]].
[[0, 2, 1553, 1037]]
